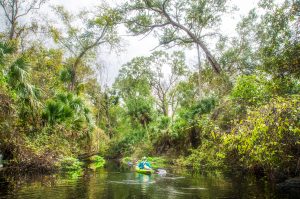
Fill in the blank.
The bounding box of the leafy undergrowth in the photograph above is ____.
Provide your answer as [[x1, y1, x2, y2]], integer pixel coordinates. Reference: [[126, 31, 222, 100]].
[[222, 95, 300, 178], [60, 169, 83, 180], [57, 157, 83, 171], [87, 155, 106, 170], [179, 95, 300, 179]]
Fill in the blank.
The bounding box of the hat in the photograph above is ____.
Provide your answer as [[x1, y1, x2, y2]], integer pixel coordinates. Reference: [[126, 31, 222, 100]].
[[142, 156, 147, 160]]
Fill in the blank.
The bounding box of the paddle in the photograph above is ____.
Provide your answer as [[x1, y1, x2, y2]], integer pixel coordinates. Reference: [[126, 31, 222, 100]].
[[156, 169, 167, 176]]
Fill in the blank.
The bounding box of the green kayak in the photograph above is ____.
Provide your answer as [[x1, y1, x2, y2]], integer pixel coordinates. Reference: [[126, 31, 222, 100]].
[[135, 166, 154, 175]]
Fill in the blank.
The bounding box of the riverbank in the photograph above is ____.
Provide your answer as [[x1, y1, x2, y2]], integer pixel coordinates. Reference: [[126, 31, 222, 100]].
[[0, 155, 106, 174]]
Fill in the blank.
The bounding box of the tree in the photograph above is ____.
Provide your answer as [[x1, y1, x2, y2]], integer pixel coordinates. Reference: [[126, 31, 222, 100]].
[[0, 0, 46, 40], [115, 51, 187, 120], [42, 92, 94, 130], [221, 0, 300, 79], [257, 0, 300, 78], [28, 46, 64, 99], [125, 0, 232, 74], [0, 40, 17, 125], [50, 5, 121, 91], [7, 54, 41, 125], [148, 51, 187, 118], [217, 10, 259, 75], [114, 56, 154, 127]]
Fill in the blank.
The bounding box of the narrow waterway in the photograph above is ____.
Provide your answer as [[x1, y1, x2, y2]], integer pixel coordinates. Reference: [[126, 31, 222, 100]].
[[0, 161, 295, 199]]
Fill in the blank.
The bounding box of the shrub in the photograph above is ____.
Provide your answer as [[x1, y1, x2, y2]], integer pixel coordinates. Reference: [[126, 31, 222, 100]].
[[88, 155, 106, 170], [179, 116, 223, 171], [58, 157, 83, 171], [231, 75, 270, 105], [223, 95, 300, 178]]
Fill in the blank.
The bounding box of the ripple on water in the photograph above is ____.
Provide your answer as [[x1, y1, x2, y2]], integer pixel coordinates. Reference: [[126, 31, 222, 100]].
[[160, 176, 185, 180], [181, 187, 207, 190], [164, 186, 193, 196], [108, 180, 156, 185]]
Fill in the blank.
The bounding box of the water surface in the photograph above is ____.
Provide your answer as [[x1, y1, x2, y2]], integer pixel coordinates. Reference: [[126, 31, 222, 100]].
[[0, 162, 293, 199]]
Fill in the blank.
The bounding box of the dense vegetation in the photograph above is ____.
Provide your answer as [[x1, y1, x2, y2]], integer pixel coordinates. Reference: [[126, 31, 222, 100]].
[[0, 0, 299, 181]]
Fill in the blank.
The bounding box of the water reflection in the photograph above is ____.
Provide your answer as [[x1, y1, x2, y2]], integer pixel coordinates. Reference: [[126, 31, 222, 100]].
[[0, 162, 293, 199], [136, 173, 152, 196], [0, 154, 3, 168]]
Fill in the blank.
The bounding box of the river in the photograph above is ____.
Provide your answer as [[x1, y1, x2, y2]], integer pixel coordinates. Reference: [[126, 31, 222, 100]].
[[0, 161, 295, 199]]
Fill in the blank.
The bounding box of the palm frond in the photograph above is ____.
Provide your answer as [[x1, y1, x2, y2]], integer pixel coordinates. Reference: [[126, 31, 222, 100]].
[[8, 56, 30, 87]]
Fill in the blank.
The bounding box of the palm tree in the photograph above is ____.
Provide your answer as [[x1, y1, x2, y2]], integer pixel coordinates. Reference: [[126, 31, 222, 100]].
[[42, 92, 94, 129], [7, 55, 41, 124], [0, 40, 16, 67]]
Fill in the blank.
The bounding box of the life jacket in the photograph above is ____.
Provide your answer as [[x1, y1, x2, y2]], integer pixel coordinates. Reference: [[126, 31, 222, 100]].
[[138, 161, 151, 169]]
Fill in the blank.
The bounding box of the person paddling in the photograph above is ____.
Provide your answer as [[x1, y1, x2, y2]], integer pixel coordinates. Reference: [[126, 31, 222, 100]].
[[138, 156, 151, 170]]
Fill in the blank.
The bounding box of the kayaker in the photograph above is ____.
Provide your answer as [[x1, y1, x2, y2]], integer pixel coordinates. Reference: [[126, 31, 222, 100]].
[[138, 156, 151, 170]]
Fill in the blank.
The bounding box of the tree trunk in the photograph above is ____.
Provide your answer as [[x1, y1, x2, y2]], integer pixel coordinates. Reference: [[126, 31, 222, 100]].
[[196, 44, 202, 97], [9, 21, 16, 40], [161, 9, 222, 74]]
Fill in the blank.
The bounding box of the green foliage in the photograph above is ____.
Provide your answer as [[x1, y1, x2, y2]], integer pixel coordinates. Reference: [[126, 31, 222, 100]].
[[146, 157, 168, 169], [231, 75, 270, 105], [0, 32, 106, 171], [257, 1, 300, 78], [174, 97, 217, 131], [177, 114, 223, 170], [125, 0, 232, 56], [42, 92, 94, 129], [222, 95, 300, 176], [126, 96, 154, 126], [93, 7, 122, 27], [25, 128, 72, 154], [0, 40, 17, 67], [8, 56, 30, 87], [198, 69, 233, 97], [109, 127, 147, 157], [183, 140, 223, 170], [0, 0, 299, 182], [191, 97, 217, 116], [58, 157, 83, 171], [88, 155, 105, 163], [212, 99, 245, 131], [88, 155, 106, 170], [42, 99, 73, 125], [60, 68, 73, 83]]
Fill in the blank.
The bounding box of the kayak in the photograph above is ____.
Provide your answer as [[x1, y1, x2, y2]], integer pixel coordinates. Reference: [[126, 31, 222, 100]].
[[135, 166, 154, 175]]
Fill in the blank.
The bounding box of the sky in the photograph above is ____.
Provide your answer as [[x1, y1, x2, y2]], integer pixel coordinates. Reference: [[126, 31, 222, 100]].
[[1, 0, 260, 86], [47, 0, 259, 86]]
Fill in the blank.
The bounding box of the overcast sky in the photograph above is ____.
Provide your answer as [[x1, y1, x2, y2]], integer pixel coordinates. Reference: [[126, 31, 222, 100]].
[[1, 0, 260, 86], [47, 0, 259, 86]]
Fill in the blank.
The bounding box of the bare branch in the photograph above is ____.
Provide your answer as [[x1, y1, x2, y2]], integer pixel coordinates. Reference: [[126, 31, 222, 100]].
[[200, 32, 222, 38], [130, 0, 222, 74], [16, 0, 46, 19], [0, 2, 12, 23]]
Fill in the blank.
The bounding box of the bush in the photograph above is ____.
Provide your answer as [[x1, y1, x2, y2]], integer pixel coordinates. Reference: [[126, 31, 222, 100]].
[[181, 144, 223, 171], [222, 95, 300, 178], [146, 157, 168, 169], [108, 127, 146, 157], [88, 155, 106, 170], [179, 116, 223, 171], [212, 99, 246, 131], [58, 157, 83, 171], [231, 75, 270, 105]]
